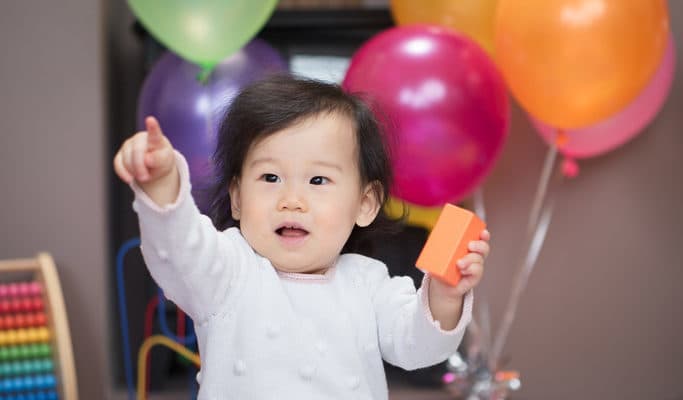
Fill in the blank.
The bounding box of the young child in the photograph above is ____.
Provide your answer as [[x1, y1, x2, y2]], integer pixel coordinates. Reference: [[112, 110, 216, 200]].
[[114, 74, 490, 399]]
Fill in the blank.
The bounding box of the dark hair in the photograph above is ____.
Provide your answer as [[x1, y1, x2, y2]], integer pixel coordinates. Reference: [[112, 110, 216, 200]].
[[208, 74, 402, 255]]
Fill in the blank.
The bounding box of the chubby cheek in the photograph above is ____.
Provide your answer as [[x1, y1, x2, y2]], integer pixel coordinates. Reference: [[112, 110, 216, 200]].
[[238, 203, 271, 242], [317, 204, 359, 239], [240, 221, 274, 261]]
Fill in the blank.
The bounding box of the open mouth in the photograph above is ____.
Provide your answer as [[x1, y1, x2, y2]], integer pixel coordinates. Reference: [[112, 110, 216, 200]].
[[276, 224, 309, 237]]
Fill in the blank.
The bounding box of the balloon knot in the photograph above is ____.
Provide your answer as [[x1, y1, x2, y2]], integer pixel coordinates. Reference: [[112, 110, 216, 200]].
[[561, 157, 579, 178], [196, 65, 214, 84], [555, 129, 569, 148]]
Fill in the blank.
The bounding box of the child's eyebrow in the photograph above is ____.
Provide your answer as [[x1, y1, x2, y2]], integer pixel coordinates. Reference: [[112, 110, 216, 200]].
[[248, 158, 342, 173], [312, 161, 342, 172], [248, 157, 277, 168]]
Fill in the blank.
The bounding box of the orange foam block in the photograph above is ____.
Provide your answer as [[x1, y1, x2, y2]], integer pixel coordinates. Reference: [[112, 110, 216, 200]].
[[415, 204, 486, 286]]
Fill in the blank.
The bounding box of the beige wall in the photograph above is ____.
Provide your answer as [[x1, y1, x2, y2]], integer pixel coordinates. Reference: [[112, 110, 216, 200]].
[[0, 0, 110, 399], [0, 1, 681, 399]]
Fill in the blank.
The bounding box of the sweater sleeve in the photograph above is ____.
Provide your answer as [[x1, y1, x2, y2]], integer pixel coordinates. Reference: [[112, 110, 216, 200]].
[[130, 151, 250, 324], [368, 261, 473, 370]]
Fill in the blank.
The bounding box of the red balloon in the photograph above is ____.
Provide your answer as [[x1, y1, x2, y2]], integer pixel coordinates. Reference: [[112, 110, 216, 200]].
[[343, 25, 509, 206]]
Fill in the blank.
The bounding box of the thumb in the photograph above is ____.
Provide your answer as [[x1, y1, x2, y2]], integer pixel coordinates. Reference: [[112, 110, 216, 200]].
[[145, 116, 165, 147]]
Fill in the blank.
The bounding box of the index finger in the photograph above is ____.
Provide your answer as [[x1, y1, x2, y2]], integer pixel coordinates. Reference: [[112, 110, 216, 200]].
[[145, 116, 165, 146]]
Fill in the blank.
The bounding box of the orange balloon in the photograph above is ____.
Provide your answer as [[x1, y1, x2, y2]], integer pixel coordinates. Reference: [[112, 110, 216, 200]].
[[495, 0, 669, 129], [390, 0, 499, 54]]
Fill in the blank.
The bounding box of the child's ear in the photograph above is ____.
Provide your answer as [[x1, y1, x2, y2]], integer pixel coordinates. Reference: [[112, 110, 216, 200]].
[[229, 178, 241, 220], [356, 181, 381, 228]]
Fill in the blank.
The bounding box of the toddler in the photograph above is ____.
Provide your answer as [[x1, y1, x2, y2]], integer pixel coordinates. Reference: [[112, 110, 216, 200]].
[[114, 74, 490, 399]]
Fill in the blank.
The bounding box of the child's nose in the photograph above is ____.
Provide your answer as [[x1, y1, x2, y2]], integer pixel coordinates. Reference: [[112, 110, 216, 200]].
[[277, 185, 307, 212]]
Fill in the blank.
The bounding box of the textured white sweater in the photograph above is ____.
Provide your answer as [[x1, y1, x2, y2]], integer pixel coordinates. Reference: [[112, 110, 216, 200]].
[[131, 153, 472, 400]]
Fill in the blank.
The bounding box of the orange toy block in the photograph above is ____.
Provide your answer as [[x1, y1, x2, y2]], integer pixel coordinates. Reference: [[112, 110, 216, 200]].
[[415, 204, 486, 286]]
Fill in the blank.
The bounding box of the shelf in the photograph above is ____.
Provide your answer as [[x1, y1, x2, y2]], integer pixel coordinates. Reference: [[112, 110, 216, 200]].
[[267, 8, 393, 30]]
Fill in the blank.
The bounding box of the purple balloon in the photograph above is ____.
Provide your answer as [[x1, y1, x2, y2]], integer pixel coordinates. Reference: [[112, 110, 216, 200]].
[[137, 39, 288, 210]]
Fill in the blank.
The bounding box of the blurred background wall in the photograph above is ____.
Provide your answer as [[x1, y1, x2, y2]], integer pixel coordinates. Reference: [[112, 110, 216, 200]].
[[0, 0, 110, 399], [0, 0, 681, 399]]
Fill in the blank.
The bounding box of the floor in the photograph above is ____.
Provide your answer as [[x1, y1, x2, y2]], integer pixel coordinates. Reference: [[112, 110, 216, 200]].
[[112, 377, 455, 400]]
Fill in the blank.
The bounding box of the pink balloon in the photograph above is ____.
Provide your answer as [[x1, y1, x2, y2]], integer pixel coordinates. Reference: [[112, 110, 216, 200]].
[[343, 25, 509, 206], [532, 35, 676, 159]]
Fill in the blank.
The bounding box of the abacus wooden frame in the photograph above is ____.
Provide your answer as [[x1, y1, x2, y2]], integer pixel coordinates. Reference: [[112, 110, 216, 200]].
[[0, 253, 78, 400]]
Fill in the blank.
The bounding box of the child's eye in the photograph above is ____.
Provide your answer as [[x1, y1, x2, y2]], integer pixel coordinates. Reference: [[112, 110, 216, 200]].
[[310, 176, 329, 185], [260, 174, 280, 183]]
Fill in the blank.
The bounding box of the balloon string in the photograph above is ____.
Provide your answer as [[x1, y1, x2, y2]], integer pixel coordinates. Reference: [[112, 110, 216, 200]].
[[489, 145, 561, 370], [526, 145, 557, 238], [489, 196, 555, 370], [467, 187, 492, 359], [472, 186, 487, 222], [465, 298, 492, 364], [478, 299, 492, 361]]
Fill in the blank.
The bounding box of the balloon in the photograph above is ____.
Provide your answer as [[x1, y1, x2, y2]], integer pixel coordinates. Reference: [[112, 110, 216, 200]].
[[128, 0, 278, 69], [343, 26, 509, 207], [495, 0, 670, 129], [137, 40, 288, 210], [390, 0, 498, 54], [532, 35, 675, 159], [384, 197, 441, 231]]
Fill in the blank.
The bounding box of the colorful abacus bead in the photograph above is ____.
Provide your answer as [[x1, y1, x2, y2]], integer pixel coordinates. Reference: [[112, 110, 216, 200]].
[[0, 279, 59, 400]]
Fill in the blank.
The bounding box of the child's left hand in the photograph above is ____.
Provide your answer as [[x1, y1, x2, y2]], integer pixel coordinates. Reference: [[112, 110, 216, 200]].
[[431, 229, 490, 299]]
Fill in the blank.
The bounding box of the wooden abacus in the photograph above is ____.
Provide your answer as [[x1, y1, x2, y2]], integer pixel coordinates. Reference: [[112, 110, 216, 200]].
[[0, 253, 77, 400]]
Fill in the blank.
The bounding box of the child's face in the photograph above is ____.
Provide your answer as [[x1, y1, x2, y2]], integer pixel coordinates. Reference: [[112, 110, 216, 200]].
[[229, 112, 380, 274]]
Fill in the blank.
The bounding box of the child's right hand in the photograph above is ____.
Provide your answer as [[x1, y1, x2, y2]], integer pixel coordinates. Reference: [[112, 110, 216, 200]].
[[113, 116, 176, 185]]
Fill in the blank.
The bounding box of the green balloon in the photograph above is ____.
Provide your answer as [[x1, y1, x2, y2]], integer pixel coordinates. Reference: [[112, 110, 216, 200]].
[[128, 0, 278, 69]]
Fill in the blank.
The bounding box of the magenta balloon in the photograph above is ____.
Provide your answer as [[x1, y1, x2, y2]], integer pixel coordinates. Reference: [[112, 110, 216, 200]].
[[532, 35, 675, 159], [343, 25, 509, 206], [137, 39, 288, 210]]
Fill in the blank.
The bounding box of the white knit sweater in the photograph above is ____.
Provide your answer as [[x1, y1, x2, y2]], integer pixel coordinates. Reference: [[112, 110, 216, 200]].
[[131, 153, 472, 400]]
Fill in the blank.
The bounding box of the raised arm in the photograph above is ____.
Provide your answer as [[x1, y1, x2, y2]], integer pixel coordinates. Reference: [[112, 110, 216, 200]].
[[113, 116, 250, 323]]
